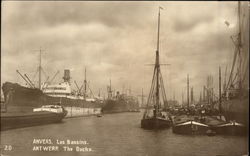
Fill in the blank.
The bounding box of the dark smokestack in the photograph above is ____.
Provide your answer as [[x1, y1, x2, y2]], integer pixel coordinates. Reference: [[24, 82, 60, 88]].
[[63, 69, 71, 82]]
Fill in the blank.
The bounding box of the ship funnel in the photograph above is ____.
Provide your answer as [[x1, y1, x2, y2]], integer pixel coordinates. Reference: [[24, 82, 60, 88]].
[[63, 69, 71, 82]]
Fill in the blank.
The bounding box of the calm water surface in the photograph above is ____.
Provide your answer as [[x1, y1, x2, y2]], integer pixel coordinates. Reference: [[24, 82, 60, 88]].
[[0, 112, 248, 156]]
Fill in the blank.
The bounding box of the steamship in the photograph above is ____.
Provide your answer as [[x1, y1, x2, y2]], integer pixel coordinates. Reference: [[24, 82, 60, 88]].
[[102, 91, 140, 113], [1, 69, 102, 119], [102, 80, 140, 113]]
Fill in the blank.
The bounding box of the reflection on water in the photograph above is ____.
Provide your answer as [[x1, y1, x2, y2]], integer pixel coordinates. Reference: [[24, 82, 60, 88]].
[[0, 111, 248, 156]]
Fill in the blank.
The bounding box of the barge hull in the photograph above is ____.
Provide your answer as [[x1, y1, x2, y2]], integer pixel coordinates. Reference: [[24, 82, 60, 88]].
[[1, 111, 66, 131]]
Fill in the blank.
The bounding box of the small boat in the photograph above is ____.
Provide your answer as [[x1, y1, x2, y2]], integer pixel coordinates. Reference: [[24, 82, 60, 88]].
[[141, 7, 172, 129], [1, 105, 67, 131], [96, 114, 102, 117]]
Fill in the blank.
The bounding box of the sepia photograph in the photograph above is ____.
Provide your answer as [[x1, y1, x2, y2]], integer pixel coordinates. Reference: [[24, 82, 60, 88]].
[[0, 1, 249, 156]]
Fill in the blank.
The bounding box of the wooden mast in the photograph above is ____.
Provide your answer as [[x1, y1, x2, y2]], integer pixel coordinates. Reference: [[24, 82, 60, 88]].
[[238, 1, 242, 91], [34, 47, 45, 90], [84, 67, 87, 99], [226, 2, 243, 92], [187, 74, 189, 110], [182, 91, 184, 106], [38, 47, 45, 90], [141, 88, 144, 107], [141, 7, 171, 129], [219, 66, 222, 118], [155, 7, 161, 117], [38, 48, 42, 89], [142, 7, 165, 118]]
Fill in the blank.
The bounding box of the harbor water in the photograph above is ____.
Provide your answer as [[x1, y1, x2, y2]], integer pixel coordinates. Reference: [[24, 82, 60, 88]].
[[0, 111, 248, 156]]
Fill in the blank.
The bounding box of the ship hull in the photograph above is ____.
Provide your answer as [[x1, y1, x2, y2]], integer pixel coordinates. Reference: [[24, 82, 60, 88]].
[[221, 97, 249, 125], [1, 111, 67, 131], [102, 99, 140, 114], [172, 120, 210, 135], [211, 122, 247, 136], [2, 82, 102, 109], [141, 117, 171, 129], [172, 115, 212, 135]]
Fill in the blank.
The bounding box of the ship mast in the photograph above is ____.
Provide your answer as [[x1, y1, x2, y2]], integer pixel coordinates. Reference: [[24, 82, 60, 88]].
[[142, 88, 144, 107], [182, 91, 184, 106], [84, 67, 87, 99], [39, 48, 41, 89], [33, 47, 45, 90], [187, 74, 189, 110], [199, 91, 202, 103], [155, 7, 161, 116], [237, 1, 242, 91], [143, 7, 167, 118], [219, 66, 222, 118], [223, 65, 228, 93], [38, 47, 45, 90], [108, 78, 112, 99], [226, 2, 244, 92], [138, 88, 146, 108], [32, 47, 45, 90]]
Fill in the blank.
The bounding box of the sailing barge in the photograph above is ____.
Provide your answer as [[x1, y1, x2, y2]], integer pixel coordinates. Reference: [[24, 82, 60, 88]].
[[172, 69, 247, 136], [172, 75, 211, 135], [141, 7, 172, 129], [172, 115, 210, 135]]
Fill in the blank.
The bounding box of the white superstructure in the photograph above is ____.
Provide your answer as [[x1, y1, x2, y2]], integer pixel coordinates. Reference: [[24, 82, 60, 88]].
[[41, 69, 100, 102], [42, 82, 97, 101], [43, 82, 71, 96]]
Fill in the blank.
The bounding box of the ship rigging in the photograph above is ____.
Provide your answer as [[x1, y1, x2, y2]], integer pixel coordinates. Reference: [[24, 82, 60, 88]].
[[141, 7, 172, 129]]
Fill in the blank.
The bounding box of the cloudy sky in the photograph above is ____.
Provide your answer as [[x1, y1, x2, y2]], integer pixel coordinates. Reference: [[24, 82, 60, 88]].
[[1, 1, 246, 103]]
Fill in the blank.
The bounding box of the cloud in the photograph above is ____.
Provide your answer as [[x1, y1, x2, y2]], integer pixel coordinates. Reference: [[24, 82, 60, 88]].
[[2, 1, 155, 33], [1, 1, 246, 103], [173, 12, 215, 32]]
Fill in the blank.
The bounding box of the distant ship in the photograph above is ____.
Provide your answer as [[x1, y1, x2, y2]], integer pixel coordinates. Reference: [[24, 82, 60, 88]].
[[102, 80, 140, 113]]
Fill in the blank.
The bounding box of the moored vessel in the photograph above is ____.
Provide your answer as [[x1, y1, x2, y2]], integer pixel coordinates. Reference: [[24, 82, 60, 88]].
[[172, 118, 210, 135], [212, 120, 246, 135], [1, 69, 102, 118], [102, 80, 140, 114], [1, 104, 67, 131], [141, 7, 172, 129], [218, 1, 249, 126], [41, 69, 102, 117]]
